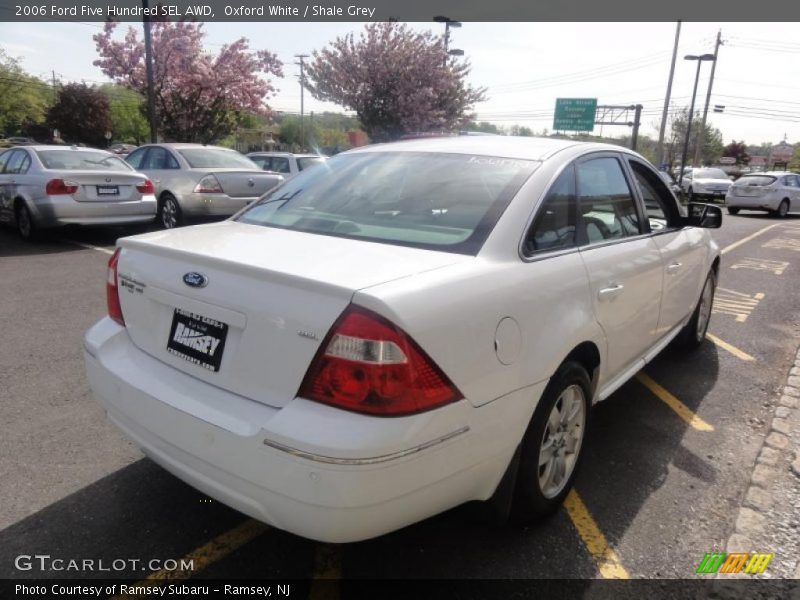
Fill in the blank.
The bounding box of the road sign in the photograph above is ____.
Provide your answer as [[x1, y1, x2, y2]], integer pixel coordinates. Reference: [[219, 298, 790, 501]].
[[554, 98, 597, 132]]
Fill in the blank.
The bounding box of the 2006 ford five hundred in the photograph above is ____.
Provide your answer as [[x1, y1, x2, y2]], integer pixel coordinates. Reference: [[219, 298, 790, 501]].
[[84, 137, 722, 542]]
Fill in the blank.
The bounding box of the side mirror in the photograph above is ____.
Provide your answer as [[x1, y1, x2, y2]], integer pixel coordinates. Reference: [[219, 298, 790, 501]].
[[686, 202, 722, 229]]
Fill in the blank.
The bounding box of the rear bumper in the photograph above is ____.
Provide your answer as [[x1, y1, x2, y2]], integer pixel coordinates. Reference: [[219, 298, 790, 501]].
[[33, 195, 157, 228], [178, 193, 257, 217], [725, 195, 780, 210], [83, 318, 540, 542]]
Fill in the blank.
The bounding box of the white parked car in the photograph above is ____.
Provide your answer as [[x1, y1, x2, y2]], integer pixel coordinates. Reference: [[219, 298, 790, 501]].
[[679, 167, 732, 202], [84, 137, 721, 543], [725, 171, 799, 218], [246, 152, 327, 180]]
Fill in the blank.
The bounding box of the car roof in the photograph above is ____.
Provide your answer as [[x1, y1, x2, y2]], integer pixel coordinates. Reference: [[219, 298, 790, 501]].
[[744, 171, 794, 176], [145, 143, 235, 150], [346, 136, 612, 162], [11, 145, 113, 153]]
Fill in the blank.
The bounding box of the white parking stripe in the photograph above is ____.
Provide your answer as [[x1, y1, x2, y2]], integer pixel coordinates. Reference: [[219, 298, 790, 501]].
[[60, 239, 114, 255], [720, 224, 781, 256]]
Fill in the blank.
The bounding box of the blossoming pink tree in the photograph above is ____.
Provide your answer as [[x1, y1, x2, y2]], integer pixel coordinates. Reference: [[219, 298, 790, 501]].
[[94, 21, 283, 143], [305, 22, 487, 142]]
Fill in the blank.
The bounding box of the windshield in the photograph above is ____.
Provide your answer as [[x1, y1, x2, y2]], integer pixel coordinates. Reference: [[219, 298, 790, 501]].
[[693, 168, 728, 179], [736, 175, 776, 186], [36, 150, 132, 171], [297, 156, 326, 171], [237, 151, 537, 255], [178, 148, 259, 169]]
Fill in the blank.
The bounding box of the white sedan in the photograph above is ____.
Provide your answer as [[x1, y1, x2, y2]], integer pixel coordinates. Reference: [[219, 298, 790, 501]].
[[84, 137, 722, 543]]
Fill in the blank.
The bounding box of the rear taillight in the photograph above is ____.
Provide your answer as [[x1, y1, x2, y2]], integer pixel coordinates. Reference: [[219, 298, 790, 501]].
[[193, 174, 223, 193], [107, 248, 125, 326], [136, 179, 155, 194], [45, 179, 79, 195], [298, 305, 462, 416]]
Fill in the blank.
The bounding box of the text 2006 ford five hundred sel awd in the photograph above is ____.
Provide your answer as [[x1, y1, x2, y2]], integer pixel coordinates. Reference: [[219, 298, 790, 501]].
[[84, 137, 722, 542]]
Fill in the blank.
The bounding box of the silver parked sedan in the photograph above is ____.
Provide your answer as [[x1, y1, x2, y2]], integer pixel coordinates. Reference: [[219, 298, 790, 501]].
[[0, 145, 157, 241], [726, 171, 800, 218], [125, 144, 284, 229]]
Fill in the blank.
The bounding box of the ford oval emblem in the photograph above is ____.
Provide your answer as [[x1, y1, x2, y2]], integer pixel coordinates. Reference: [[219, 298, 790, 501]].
[[183, 272, 208, 288]]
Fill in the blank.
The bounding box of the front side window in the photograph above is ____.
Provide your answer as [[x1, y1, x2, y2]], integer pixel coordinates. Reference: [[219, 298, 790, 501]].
[[37, 150, 132, 171], [238, 151, 538, 255], [125, 148, 147, 169], [144, 147, 179, 170], [576, 157, 641, 244], [178, 148, 258, 169], [524, 166, 577, 255], [629, 160, 680, 231]]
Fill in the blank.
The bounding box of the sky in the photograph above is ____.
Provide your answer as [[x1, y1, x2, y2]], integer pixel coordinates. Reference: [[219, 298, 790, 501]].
[[1, 21, 798, 145]]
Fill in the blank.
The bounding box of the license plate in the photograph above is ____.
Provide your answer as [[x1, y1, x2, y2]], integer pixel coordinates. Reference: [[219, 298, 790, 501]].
[[97, 186, 119, 196], [166, 308, 228, 372]]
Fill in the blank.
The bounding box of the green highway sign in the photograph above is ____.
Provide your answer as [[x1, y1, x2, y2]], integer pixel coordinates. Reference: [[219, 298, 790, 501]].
[[553, 98, 597, 132]]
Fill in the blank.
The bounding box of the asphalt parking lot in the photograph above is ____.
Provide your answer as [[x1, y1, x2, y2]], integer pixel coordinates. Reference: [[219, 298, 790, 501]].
[[1, 212, 799, 589]]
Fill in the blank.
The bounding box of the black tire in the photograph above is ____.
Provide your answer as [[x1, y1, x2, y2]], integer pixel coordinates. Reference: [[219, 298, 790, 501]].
[[727, 207, 740, 215], [15, 201, 38, 241], [773, 199, 789, 219], [676, 269, 717, 349], [158, 193, 183, 229], [510, 361, 591, 524]]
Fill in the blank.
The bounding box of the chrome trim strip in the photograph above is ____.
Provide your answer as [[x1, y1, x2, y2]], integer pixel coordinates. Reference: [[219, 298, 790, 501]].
[[262, 426, 470, 465]]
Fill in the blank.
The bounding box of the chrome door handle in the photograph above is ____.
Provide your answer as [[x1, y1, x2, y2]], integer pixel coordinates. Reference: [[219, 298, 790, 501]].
[[598, 283, 624, 298], [667, 262, 683, 273]]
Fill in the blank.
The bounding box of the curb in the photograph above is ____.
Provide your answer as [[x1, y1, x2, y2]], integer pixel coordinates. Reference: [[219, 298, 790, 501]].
[[716, 343, 800, 584]]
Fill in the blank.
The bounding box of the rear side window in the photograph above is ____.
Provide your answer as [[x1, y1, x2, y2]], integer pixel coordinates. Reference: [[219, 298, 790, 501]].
[[524, 166, 577, 255], [0, 151, 9, 173], [238, 151, 538, 255], [576, 157, 641, 244], [628, 160, 681, 231], [271, 157, 291, 173], [4, 150, 29, 174], [249, 156, 270, 170]]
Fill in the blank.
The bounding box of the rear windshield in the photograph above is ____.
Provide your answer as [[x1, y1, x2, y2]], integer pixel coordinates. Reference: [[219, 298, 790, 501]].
[[297, 156, 325, 171], [237, 151, 537, 255], [178, 148, 258, 169], [692, 168, 728, 179], [736, 175, 776, 186], [36, 150, 132, 171]]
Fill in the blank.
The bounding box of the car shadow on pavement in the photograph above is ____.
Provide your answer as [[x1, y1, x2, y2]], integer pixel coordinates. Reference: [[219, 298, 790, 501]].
[[0, 224, 158, 258], [0, 457, 318, 580]]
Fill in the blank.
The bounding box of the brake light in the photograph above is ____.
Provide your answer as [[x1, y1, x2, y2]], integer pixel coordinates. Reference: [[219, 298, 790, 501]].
[[45, 179, 79, 195], [193, 174, 223, 193], [106, 248, 125, 326], [136, 179, 155, 194], [298, 305, 462, 416]]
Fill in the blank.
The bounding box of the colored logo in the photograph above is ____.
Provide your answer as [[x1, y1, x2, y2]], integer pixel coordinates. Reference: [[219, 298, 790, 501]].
[[696, 552, 773, 575], [182, 272, 208, 288]]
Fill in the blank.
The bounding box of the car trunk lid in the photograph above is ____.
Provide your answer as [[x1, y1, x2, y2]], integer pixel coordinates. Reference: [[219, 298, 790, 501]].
[[51, 170, 146, 202], [115, 221, 469, 408], [198, 169, 283, 198]]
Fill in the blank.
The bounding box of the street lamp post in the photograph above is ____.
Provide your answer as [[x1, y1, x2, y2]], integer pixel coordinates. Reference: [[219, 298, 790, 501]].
[[433, 16, 463, 67], [678, 54, 715, 192]]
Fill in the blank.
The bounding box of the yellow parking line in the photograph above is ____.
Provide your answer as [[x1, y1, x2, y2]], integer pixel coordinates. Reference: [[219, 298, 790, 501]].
[[720, 224, 781, 255], [635, 373, 714, 432], [112, 519, 268, 599], [564, 490, 630, 579], [308, 544, 342, 600], [706, 333, 755, 362]]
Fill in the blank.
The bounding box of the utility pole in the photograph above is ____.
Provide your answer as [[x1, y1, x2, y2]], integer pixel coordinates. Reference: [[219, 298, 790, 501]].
[[631, 104, 643, 151], [693, 30, 723, 167], [51, 70, 58, 103], [657, 21, 681, 168], [294, 54, 308, 151], [142, 0, 157, 143]]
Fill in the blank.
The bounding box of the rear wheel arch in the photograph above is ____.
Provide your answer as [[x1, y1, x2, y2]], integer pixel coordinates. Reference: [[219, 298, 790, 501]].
[[562, 341, 601, 397]]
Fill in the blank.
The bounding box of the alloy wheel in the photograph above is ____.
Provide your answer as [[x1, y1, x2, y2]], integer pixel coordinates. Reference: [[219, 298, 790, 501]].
[[538, 384, 586, 499], [161, 197, 178, 229]]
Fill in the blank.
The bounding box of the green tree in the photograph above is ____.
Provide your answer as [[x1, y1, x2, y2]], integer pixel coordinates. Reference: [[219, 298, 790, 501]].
[[99, 84, 148, 144], [466, 121, 503, 135], [0, 48, 51, 137], [665, 108, 724, 167], [47, 83, 112, 147], [508, 125, 534, 137], [721, 140, 750, 165]]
